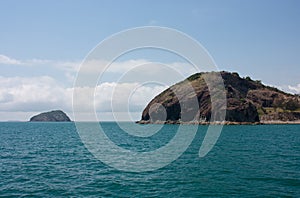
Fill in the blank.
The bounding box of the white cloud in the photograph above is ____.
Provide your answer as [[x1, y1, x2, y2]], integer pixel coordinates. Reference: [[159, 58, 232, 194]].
[[0, 55, 199, 121], [95, 82, 167, 112], [0, 76, 72, 112], [0, 75, 167, 121], [288, 84, 300, 94], [72, 82, 166, 121], [0, 54, 22, 65], [273, 84, 300, 94], [72, 82, 166, 113]]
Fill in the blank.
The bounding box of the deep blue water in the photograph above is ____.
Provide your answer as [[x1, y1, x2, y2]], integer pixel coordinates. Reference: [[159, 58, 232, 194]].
[[1, 122, 300, 197]]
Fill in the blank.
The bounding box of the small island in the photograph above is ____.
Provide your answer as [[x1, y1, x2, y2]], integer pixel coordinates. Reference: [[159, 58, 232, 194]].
[[29, 110, 71, 122], [137, 71, 300, 125]]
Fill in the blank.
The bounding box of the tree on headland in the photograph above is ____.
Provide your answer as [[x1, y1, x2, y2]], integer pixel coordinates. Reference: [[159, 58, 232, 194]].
[[245, 76, 253, 81]]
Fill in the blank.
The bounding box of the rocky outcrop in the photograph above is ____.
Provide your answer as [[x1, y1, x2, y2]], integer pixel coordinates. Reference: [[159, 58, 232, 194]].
[[138, 71, 300, 124], [226, 98, 259, 122], [29, 110, 71, 122]]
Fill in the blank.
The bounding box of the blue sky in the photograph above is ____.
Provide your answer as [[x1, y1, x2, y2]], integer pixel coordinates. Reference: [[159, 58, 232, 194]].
[[0, 0, 300, 121]]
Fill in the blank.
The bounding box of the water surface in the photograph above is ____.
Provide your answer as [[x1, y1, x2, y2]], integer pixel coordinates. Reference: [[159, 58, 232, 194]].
[[1, 122, 299, 197]]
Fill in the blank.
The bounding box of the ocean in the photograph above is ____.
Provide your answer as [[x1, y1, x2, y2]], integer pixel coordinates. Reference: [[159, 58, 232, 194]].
[[1, 122, 299, 197]]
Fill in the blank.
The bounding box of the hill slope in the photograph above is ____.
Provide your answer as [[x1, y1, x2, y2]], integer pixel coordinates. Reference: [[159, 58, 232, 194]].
[[138, 71, 300, 124]]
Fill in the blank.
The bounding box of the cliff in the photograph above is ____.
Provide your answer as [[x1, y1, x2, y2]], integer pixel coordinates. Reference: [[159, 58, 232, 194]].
[[29, 110, 71, 122], [138, 71, 300, 124]]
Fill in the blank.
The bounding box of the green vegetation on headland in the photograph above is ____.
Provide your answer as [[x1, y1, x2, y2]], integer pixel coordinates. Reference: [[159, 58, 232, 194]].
[[137, 71, 300, 125]]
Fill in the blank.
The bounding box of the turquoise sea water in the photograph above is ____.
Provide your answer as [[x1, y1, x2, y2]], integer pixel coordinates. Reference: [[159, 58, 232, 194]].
[[1, 122, 300, 197]]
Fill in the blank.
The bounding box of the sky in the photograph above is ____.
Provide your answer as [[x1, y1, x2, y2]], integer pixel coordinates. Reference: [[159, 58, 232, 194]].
[[0, 0, 300, 121]]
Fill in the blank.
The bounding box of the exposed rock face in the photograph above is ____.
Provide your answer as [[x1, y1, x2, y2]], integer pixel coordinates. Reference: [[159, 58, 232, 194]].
[[30, 110, 71, 122], [226, 98, 259, 122], [139, 71, 300, 124]]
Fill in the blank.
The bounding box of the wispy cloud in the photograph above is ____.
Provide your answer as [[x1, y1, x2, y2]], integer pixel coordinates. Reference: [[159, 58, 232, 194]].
[[0, 54, 196, 75], [0, 54, 22, 65], [0, 54, 197, 85], [0, 54, 78, 68]]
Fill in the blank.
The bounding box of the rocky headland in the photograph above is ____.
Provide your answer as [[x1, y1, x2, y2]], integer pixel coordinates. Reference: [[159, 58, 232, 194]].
[[137, 71, 300, 125], [29, 110, 71, 122]]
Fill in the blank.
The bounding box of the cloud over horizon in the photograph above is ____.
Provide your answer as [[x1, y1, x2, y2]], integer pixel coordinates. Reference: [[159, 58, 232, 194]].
[[1, 54, 299, 121], [0, 74, 167, 121]]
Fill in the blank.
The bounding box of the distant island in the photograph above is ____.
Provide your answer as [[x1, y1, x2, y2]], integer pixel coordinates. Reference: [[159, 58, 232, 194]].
[[137, 71, 300, 125], [29, 110, 71, 122]]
